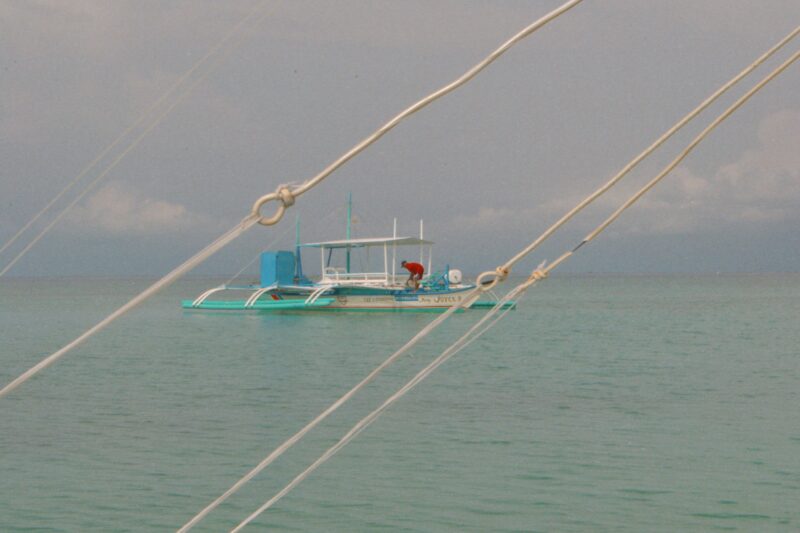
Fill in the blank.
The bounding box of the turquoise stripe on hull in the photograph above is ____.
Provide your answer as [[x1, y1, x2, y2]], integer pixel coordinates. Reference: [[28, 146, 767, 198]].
[[468, 301, 516, 310], [182, 298, 515, 312]]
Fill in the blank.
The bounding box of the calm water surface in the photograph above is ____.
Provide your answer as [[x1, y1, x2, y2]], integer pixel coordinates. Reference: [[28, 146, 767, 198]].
[[1, 274, 799, 531]]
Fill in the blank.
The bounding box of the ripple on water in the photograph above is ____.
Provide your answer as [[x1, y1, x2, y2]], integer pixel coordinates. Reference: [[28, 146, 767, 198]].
[[691, 512, 772, 521]]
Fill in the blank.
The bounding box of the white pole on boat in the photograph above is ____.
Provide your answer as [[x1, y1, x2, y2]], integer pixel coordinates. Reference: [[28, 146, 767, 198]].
[[419, 219, 424, 264], [346, 192, 352, 273], [383, 243, 388, 283], [392, 218, 397, 284], [428, 245, 432, 277], [295, 215, 303, 282]]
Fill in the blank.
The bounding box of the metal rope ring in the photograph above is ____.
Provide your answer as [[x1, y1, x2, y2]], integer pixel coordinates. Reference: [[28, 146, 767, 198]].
[[475, 266, 509, 292], [251, 186, 296, 226]]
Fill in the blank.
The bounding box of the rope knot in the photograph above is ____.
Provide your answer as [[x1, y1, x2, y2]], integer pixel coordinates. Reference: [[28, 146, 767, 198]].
[[495, 266, 510, 282], [529, 269, 548, 282], [277, 185, 295, 208]]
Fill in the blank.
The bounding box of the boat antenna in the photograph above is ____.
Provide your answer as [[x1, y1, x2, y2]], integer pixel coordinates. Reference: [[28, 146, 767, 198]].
[[294, 214, 304, 283], [346, 192, 353, 273], [419, 219, 424, 264], [392, 218, 397, 282]]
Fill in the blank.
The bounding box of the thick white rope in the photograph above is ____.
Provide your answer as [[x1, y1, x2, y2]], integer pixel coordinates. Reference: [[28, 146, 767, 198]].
[[179, 22, 799, 531], [222, 222, 297, 286], [230, 45, 799, 531], [0, 215, 258, 399], [498, 24, 800, 274], [575, 48, 800, 251], [177, 300, 465, 532], [231, 283, 529, 531], [1, 5, 276, 396], [0, 1, 271, 276], [250, 0, 585, 222], [222, 205, 347, 287]]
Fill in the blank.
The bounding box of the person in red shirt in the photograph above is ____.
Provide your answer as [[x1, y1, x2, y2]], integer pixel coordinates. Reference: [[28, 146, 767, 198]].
[[401, 260, 425, 290]]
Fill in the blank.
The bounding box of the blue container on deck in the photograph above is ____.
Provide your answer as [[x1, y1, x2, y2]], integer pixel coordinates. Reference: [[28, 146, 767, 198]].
[[260, 251, 296, 287]]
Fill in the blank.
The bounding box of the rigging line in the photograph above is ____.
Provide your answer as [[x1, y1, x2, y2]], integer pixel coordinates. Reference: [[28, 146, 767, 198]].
[[230, 46, 800, 531], [0, 215, 259, 400], [1, 0, 581, 401], [428, 41, 800, 398], [577, 48, 800, 250], [231, 285, 527, 531], [178, 2, 586, 526], [500, 24, 800, 273], [0, 0, 270, 261], [177, 297, 466, 532], [251, 0, 585, 215], [223, 223, 297, 286], [223, 204, 345, 286], [0, 1, 273, 278]]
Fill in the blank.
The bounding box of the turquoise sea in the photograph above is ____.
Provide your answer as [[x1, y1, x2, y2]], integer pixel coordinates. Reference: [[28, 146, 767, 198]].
[[1, 274, 799, 532]]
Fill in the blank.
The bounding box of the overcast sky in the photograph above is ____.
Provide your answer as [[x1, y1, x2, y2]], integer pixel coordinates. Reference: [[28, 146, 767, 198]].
[[2, 0, 799, 277]]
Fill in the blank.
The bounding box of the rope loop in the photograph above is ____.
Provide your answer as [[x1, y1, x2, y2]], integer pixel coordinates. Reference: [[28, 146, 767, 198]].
[[476, 265, 509, 292], [252, 185, 296, 226]]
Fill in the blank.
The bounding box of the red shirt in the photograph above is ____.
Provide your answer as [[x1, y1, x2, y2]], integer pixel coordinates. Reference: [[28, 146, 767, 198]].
[[403, 262, 425, 277]]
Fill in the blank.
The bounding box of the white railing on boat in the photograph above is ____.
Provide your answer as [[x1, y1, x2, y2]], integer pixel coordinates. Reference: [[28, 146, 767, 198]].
[[191, 285, 228, 307], [321, 267, 389, 284], [244, 284, 278, 308], [305, 285, 334, 305]]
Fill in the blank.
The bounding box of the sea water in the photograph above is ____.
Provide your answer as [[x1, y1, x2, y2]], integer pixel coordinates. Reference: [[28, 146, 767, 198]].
[[1, 274, 799, 532]]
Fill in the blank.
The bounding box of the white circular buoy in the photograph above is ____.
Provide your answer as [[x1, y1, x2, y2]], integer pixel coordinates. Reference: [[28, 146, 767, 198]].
[[448, 269, 463, 284]]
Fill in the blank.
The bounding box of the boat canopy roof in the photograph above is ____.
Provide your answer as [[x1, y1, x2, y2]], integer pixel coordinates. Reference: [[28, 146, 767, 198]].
[[299, 236, 433, 249]]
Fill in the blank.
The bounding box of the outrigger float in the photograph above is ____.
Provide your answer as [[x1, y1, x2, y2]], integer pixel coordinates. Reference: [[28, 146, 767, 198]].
[[182, 204, 514, 313]]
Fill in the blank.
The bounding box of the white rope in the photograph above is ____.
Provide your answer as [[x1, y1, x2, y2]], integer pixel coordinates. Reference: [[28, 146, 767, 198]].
[[223, 205, 348, 286], [0, 1, 272, 277], [177, 299, 466, 532], [229, 45, 799, 531], [231, 283, 528, 532], [250, 0, 585, 222], [0, 1, 269, 261], [575, 48, 800, 251], [222, 222, 296, 286], [403, 47, 800, 424], [0, 215, 258, 399], [498, 24, 800, 274]]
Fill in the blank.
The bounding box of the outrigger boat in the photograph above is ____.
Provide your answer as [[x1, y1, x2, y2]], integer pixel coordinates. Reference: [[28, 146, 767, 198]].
[[182, 205, 513, 313]]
